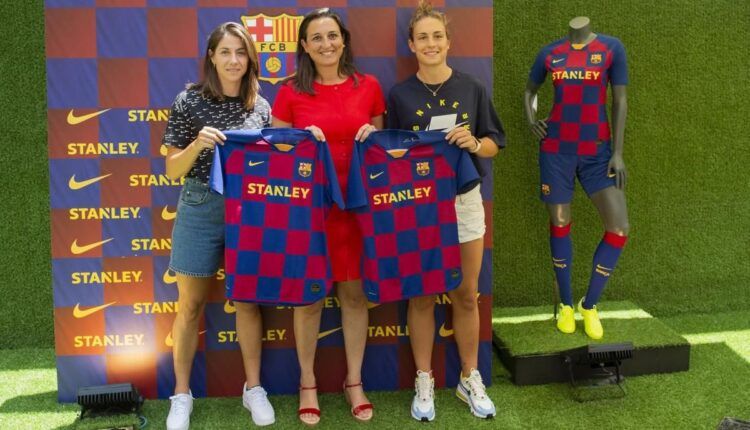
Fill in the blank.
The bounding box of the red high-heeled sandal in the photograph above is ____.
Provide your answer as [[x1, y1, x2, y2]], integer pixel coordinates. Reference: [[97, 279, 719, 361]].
[[343, 381, 373, 422], [298, 385, 320, 426]]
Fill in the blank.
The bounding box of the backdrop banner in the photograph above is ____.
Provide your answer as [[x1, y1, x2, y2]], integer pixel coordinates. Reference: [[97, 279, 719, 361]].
[[46, 0, 494, 402]]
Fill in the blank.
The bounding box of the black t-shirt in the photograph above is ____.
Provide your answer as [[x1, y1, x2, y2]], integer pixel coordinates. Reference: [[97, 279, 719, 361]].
[[386, 70, 505, 176], [163, 88, 271, 183]]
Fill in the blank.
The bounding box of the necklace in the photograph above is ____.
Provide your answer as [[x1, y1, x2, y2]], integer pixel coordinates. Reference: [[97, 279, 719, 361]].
[[421, 80, 445, 97]]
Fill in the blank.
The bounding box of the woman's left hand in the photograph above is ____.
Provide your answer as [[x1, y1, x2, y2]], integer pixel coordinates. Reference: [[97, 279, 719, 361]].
[[445, 125, 479, 152], [355, 123, 378, 142]]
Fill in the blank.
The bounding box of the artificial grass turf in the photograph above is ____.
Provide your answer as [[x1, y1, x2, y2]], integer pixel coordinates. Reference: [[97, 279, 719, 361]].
[[492, 301, 687, 356], [491, 0, 750, 315], [2, 332, 749, 429], [2, 0, 749, 352]]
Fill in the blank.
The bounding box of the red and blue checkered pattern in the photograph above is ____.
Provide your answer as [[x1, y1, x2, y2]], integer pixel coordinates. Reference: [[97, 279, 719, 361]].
[[346, 130, 480, 303], [529, 34, 628, 155], [210, 129, 343, 305], [47, 0, 495, 403]]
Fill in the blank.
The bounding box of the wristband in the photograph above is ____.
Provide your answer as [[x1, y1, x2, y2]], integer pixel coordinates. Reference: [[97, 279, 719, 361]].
[[469, 137, 482, 154]]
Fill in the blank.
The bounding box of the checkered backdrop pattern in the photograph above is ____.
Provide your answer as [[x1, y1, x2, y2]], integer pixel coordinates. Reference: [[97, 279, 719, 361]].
[[46, 0, 494, 402]]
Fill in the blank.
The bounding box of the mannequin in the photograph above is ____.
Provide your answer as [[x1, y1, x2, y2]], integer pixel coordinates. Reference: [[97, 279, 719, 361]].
[[523, 16, 630, 339]]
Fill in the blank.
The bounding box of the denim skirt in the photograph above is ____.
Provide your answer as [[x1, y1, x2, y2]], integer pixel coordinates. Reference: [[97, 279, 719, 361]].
[[169, 178, 225, 277]]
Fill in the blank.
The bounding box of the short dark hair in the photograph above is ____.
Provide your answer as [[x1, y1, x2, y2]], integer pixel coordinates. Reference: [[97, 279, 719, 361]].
[[190, 22, 260, 109], [288, 8, 360, 95]]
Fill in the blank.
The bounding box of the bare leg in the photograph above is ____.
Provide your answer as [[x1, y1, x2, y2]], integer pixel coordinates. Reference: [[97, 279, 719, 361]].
[[172, 274, 212, 394], [294, 300, 324, 422], [337, 280, 372, 419], [449, 237, 482, 376], [408, 295, 436, 372], [234, 301, 262, 387]]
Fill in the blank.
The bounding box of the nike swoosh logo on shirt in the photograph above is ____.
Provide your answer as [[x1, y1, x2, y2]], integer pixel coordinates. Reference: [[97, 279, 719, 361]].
[[369, 171, 384, 180], [248, 160, 265, 167], [552, 58, 565, 64]]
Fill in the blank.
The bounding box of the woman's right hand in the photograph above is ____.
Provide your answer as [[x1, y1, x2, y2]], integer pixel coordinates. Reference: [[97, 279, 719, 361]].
[[305, 125, 326, 142], [191, 126, 226, 151]]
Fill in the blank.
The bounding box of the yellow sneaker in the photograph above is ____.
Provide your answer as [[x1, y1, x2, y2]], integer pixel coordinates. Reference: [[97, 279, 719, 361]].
[[578, 299, 603, 340], [556, 304, 576, 334]]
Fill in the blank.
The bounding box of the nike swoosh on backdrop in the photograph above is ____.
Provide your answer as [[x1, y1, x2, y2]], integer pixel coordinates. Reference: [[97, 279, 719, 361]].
[[70, 238, 113, 255], [67, 109, 111, 125], [73, 302, 116, 318], [163, 269, 177, 284], [317, 327, 342, 340], [68, 173, 112, 190], [161, 206, 176, 220], [439, 323, 454, 337]]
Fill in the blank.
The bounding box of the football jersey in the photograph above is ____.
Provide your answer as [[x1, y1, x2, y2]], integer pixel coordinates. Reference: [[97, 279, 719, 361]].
[[346, 130, 480, 303], [209, 128, 344, 305], [529, 34, 628, 156]]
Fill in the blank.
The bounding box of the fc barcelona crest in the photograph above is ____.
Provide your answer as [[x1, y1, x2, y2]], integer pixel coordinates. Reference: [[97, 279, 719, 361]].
[[298, 162, 312, 178], [416, 161, 430, 176], [590, 53, 603, 64], [242, 13, 303, 84]]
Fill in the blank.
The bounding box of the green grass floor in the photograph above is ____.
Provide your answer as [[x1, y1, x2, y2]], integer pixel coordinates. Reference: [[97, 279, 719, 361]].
[[492, 301, 688, 355], [1, 311, 749, 430]]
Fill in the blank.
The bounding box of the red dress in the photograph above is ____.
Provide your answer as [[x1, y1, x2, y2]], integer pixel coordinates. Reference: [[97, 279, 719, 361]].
[[272, 73, 385, 281]]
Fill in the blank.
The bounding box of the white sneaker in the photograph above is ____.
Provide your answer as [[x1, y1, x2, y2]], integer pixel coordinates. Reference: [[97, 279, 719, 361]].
[[242, 383, 275, 426], [166, 391, 193, 430], [411, 370, 435, 422], [456, 369, 496, 419]]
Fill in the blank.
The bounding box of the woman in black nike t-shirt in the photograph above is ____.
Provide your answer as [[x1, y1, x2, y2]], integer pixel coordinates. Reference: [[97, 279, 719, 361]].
[[386, 1, 505, 422]]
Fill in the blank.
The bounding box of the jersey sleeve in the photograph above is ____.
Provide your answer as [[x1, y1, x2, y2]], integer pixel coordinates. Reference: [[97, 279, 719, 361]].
[[528, 47, 550, 85], [319, 140, 345, 209], [271, 83, 294, 124], [162, 91, 194, 149], [609, 39, 629, 86], [474, 82, 507, 149], [448, 144, 481, 194], [209, 142, 229, 195], [345, 141, 368, 210]]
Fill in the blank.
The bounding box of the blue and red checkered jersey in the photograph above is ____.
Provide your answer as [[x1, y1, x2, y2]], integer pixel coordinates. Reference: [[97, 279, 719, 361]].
[[529, 34, 628, 155], [346, 130, 480, 303], [210, 128, 344, 305]]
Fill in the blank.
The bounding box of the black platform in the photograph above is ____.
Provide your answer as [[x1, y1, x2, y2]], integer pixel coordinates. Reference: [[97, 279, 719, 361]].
[[491, 301, 691, 385]]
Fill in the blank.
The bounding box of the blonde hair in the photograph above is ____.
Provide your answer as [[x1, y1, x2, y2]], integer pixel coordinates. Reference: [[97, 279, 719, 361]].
[[408, 0, 450, 41]]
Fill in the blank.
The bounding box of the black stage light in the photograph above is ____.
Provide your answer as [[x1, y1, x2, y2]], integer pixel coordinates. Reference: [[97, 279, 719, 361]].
[[717, 417, 750, 430], [77, 383, 144, 419], [562, 342, 634, 401]]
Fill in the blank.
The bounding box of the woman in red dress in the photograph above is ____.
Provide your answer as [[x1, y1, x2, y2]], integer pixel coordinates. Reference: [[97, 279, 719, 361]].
[[271, 8, 384, 426]]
